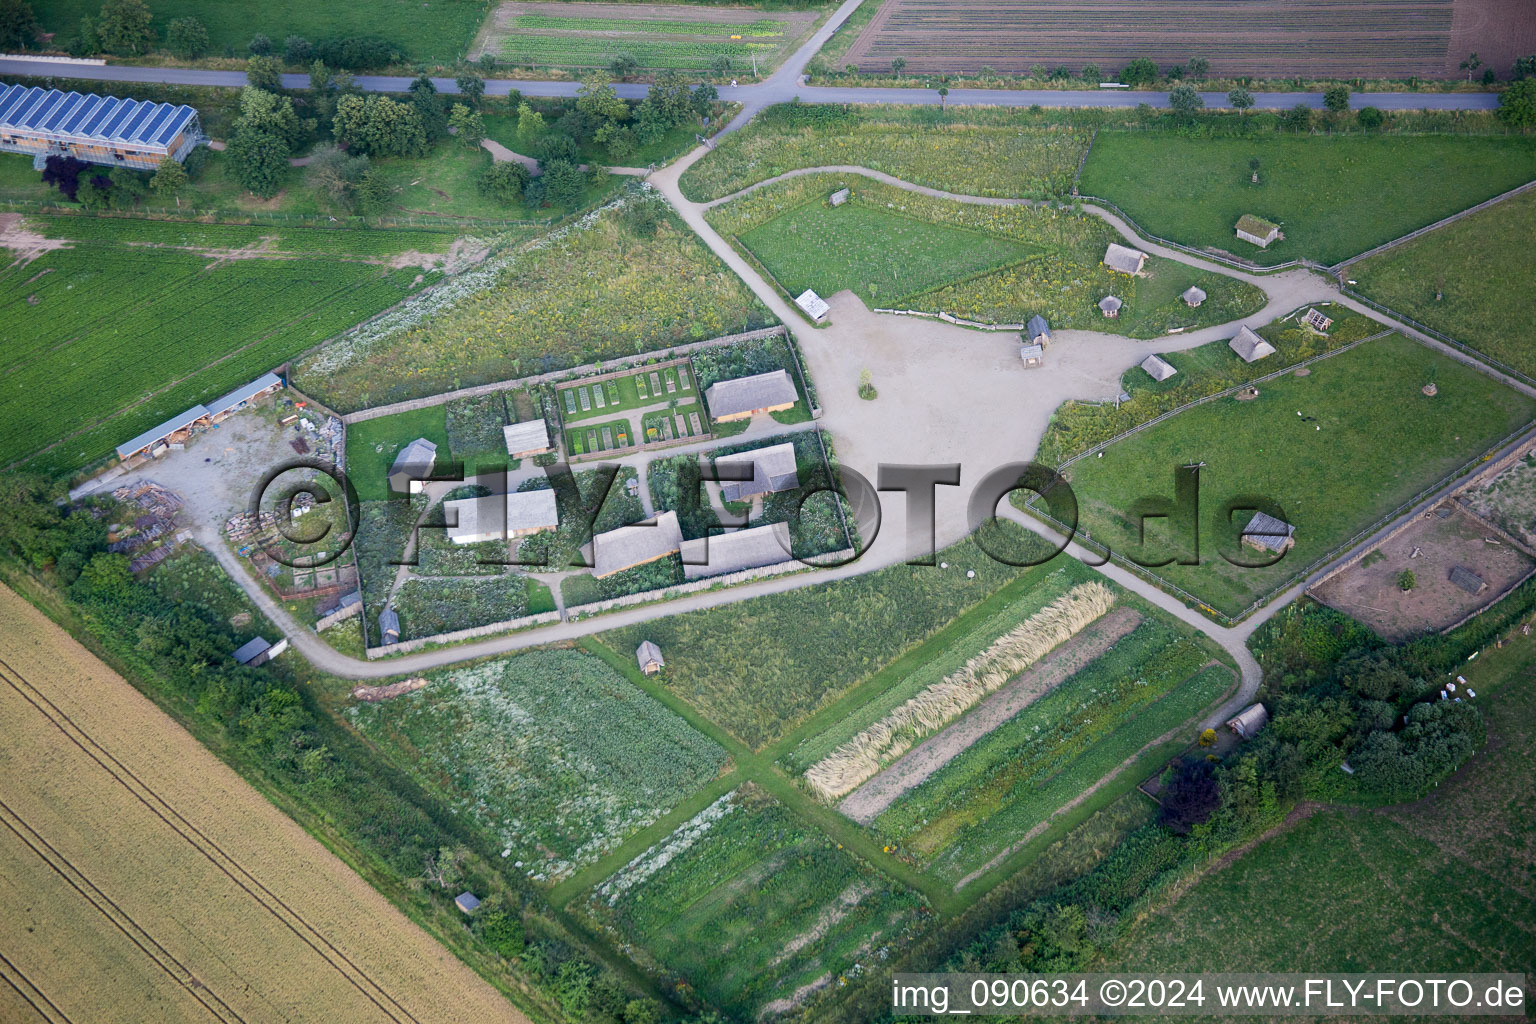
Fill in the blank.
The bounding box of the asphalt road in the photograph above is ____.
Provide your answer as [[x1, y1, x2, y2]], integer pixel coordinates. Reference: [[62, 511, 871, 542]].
[[0, 57, 1502, 111]]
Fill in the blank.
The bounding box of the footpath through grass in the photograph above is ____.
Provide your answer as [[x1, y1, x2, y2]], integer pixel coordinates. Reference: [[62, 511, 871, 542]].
[[1352, 187, 1536, 380], [1057, 334, 1536, 617], [1078, 131, 1536, 266]]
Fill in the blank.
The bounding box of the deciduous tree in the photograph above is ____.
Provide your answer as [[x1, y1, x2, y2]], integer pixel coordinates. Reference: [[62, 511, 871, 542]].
[[0, 0, 37, 50], [165, 16, 207, 59], [96, 0, 153, 54]]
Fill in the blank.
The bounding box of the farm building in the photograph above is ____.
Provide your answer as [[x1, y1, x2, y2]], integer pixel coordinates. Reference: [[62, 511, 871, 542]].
[[503, 419, 552, 459], [1140, 354, 1177, 382], [115, 405, 212, 462], [830, 187, 850, 206], [232, 636, 288, 667], [208, 372, 283, 421], [442, 488, 559, 544], [681, 521, 795, 579], [636, 640, 665, 675], [1019, 342, 1044, 368], [455, 892, 481, 914], [1235, 215, 1282, 248], [1229, 326, 1277, 363], [1026, 314, 1051, 346], [388, 438, 438, 494], [704, 369, 799, 422], [379, 609, 400, 644], [794, 289, 831, 324], [591, 510, 684, 578], [1098, 295, 1122, 318], [715, 442, 800, 503], [1242, 511, 1295, 553], [1181, 286, 1207, 308], [1449, 565, 1487, 595], [1226, 702, 1269, 738], [1302, 307, 1334, 333], [1103, 243, 1148, 276], [0, 84, 205, 169]]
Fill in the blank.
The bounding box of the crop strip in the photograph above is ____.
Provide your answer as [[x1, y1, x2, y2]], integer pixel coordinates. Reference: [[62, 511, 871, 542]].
[[0, 949, 75, 1024]]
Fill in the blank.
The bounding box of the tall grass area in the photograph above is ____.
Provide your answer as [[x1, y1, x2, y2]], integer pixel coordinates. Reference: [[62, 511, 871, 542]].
[[294, 189, 775, 412], [1351, 187, 1536, 379], [679, 103, 1095, 201], [582, 785, 926, 1020], [804, 581, 1116, 800], [1055, 335, 1536, 616], [348, 649, 728, 882], [710, 173, 1264, 336], [1078, 130, 1536, 266]]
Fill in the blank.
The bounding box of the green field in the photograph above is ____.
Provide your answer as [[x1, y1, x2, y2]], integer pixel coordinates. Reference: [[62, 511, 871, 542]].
[[293, 190, 775, 412], [31, 0, 486, 61], [680, 104, 1095, 202], [1078, 131, 1536, 266], [344, 407, 453, 503], [1, 217, 445, 476], [347, 649, 728, 882], [1056, 335, 1536, 616], [1352, 187, 1536, 380], [584, 785, 925, 1018], [713, 174, 1265, 335], [1103, 636, 1536, 973]]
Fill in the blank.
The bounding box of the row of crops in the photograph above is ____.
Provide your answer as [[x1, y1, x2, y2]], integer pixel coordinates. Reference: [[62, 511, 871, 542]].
[[514, 14, 787, 37], [34, 215, 457, 260], [499, 35, 778, 70]]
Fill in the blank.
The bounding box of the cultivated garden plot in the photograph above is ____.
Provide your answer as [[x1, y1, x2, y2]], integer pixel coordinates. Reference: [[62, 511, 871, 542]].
[[679, 104, 1095, 202], [1351, 186, 1536, 379], [1463, 452, 1536, 550], [293, 191, 774, 412], [1056, 334, 1536, 617], [478, 1, 820, 72], [841, 0, 1459, 78], [581, 785, 927, 1020], [710, 173, 1263, 335], [347, 649, 728, 882], [0, 216, 445, 475], [1077, 132, 1536, 267]]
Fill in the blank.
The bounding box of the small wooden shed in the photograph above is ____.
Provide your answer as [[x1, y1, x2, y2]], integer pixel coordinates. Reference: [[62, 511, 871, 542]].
[[636, 640, 665, 676], [455, 892, 481, 914], [1226, 703, 1269, 739]]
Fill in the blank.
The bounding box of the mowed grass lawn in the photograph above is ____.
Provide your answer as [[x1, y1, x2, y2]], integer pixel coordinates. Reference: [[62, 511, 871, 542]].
[[1353, 187, 1536, 379], [740, 202, 1035, 303], [342, 405, 453, 503], [32, 0, 485, 60], [1078, 132, 1536, 266], [1102, 636, 1536, 973], [1059, 335, 1536, 616]]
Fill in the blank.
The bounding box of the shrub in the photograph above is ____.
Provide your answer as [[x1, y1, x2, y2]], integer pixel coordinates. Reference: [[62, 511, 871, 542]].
[[1120, 57, 1159, 85], [165, 16, 207, 59], [1397, 569, 1416, 591], [477, 161, 530, 206]]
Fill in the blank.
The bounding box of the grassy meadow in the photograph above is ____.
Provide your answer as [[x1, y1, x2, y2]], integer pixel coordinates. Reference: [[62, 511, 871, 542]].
[[347, 649, 729, 882], [1057, 334, 1536, 616], [1103, 635, 1536, 972], [0, 216, 447, 477], [294, 190, 774, 412], [1352, 187, 1536, 379], [1078, 131, 1536, 266], [711, 173, 1264, 335], [488, 7, 816, 73]]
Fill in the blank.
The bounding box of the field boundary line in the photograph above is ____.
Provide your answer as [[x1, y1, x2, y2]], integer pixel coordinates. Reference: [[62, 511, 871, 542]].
[[1340, 287, 1536, 391], [0, 658, 424, 1024], [0, 797, 247, 1024], [0, 950, 74, 1024], [1329, 178, 1536, 274]]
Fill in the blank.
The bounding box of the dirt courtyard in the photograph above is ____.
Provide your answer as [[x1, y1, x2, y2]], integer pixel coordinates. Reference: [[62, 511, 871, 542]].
[[1312, 503, 1535, 641]]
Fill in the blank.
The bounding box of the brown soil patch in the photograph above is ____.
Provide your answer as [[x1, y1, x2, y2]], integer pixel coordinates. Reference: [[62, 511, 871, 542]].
[[1294, 366, 1311, 376], [0, 213, 71, 266], [1311, 503, 1535, 641], [1448, 0, 1536, 79], [352, 677, 430, 702], [839, 607, 1143, 825]]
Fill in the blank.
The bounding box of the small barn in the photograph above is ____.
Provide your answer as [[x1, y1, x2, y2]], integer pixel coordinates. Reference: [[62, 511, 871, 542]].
[[591, 510, 684, 578], [636, 640, 665, 675], [379, 609, 401, 644], [1140, 354, 1177, 382], [208, 373, 283, 422], [503, 419, 552, 459], [1103, 242, 1148, 276], [1098, 295, 1122, 318], [455, 892, 481, 914], [1235, 214, 1282, 248], [232, 636, 288, 667], [443, 489, 559, 545], [681, 521, 794, 579], [1026, 314, 1050, 346], [387, 438, 437, 494], [1019, 342, 1044, 368], [1449, 565, 1487, 595], [1226, 702, 1269, 739], [1242, 511, 1295, 553], [715, 442, 800, 503], [704, 370, 799, 422], [794, 289, 830, 324], [829, 187, 850, 206], [1302, 307, 1334, 334], [116, 404, 211, 462], [1229, 326, 1277, 363], [1181, 286, 1207, 308]]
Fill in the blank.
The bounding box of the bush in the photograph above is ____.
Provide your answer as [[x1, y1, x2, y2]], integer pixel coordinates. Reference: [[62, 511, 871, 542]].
[[476, 161, 531, 206], [165, 16, 208, 59], [1351, 700, 1483, 801], [247, 33, 271, 56], [1120, 57, 1159, 85], [313, 35, 401, 70], [283, 35, 311, 63], [475, 909, 526, 959], [1396, 569, 1416, 591]]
